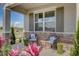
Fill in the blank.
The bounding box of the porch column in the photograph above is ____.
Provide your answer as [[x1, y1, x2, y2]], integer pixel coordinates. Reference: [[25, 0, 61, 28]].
[[3, 7, 10, 44], [23, 13, 29, 32], [76, 4, 79, 31]]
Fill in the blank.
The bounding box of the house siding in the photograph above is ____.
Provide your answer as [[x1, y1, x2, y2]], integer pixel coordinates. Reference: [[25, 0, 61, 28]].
[[29, 13, 34, 31], [64, 4, 76, 33], [56, 7, 64, 32], [24, 14, 29, 32], [24, 3, 76, 33]]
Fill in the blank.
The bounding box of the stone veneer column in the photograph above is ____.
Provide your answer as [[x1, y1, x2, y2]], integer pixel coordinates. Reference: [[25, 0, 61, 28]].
[[3, 7, 11, 44]]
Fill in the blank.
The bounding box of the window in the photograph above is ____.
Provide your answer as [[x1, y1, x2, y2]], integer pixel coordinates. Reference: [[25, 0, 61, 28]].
[[45, 11, 56, 32], [35, 13, 43, 31], [35, 23, 43, 31], [34, 10, 56, 32]]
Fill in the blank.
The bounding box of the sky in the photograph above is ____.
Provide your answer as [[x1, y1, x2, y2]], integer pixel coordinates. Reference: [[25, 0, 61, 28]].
[[0, 5, 3, 27], [0, 5, 24, 28]]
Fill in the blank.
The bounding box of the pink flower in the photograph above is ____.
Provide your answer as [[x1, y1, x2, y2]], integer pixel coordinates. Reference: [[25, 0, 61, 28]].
[[9, 49, 20, 56], [0, 36, 5, 48], [25, 43, 40, 56]]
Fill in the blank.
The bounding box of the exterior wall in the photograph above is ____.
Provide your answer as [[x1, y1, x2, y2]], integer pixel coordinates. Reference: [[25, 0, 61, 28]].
[[24, 32, 73, 44], [56, 7, 64, 32], [24, 13, 29, 32], [27, 3, 76, 33], [77, 4, 79, 23], [29, 13, 34, 31], [77, 4, 79, 16], [64, 4, 76, 33]]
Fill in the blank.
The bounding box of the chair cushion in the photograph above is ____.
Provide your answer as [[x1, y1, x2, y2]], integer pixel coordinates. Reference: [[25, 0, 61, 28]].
[[49, 36, 57, 44], [29, 33, 37, 41], [31, 34, 36, 39]]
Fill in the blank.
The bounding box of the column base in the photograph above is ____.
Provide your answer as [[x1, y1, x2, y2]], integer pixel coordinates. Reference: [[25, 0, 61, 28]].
[[3, 32, 11, 45]]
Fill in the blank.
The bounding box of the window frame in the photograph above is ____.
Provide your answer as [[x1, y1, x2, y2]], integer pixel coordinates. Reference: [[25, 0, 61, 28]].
[[33, 9, 56, 32]]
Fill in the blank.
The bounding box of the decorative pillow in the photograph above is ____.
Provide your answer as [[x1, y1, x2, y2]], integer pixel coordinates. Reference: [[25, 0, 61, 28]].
[[31, 34, 36, 39]]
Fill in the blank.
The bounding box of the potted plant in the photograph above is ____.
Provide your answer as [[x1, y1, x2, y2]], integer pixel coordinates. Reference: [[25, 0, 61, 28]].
[[57, 43, 63, 55], [10, 27, 16, 44], [23, 37, 29, 46]]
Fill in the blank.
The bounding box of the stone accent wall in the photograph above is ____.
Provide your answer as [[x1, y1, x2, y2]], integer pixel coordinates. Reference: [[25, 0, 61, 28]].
[[23, 32, 74, 44]]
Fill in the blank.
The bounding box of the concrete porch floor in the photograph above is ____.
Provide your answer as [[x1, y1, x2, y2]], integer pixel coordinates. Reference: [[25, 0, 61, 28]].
[[11, 43, 72, 56]]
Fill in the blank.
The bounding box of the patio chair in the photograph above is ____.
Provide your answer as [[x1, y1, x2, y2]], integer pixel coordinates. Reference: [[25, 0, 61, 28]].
[[48, 33, 59, 49], [29, 33, 37, 42]]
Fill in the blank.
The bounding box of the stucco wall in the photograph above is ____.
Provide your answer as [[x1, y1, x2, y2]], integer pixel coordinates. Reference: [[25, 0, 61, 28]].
[[76, 4, 79, 21], [56, 7, 64, 32], [64, 4, 76, 33], [24, 3, 76, 33], [29, 13, 34, 31], [24, 13, 29, 32]]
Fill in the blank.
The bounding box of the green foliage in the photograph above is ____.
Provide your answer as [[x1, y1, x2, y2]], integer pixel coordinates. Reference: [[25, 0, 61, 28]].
[[74, 19, 79, 55], [57, 43, 63, 55], [1, 44, 12, 56], [69, 46, 79, 56], [70, 19, 79, 56], [23, 37, 29, 46], [11, 27, 16, 44], [0, 27, 2, 29]]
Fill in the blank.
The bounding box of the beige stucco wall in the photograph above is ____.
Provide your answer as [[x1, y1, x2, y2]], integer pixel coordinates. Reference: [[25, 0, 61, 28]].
[[23, 3, 76, 33], [76, 4, 79, 21], [24, 13, 29, 32], [64, 4, 76, 33]]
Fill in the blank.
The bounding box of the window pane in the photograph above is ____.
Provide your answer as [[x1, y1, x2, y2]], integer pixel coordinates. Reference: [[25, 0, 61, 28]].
[[45, 22, 55, 32], [39, 13, 43, 18], [45, 11, 55, 17], [35, 13, 43, 22], [45, 17, 56, 22], [45, 11, 56, 32], [35, 14, 38, 22], [35, 23, 43, 31]]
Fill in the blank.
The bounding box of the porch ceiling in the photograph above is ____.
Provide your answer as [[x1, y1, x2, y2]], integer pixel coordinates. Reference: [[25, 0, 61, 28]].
[[7, 3, 73, 13], [18, 3, 52, 10], [9, 3, 65, 14], [10, 3, 53, 14]]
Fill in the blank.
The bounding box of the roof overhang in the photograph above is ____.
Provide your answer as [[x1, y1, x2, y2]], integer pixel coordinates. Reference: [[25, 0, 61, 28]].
[[4, 3, 55, 14], [4, 3, 75, 14]]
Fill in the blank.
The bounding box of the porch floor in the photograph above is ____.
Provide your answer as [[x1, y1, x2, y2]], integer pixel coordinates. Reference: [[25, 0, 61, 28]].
[[11, 43, 72, 56]]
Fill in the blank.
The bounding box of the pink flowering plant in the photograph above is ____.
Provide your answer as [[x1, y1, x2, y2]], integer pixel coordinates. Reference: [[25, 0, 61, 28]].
[[0, 35, 41, 56], [0, 36, 5, 49], [8, 42, 40, 56], [0, 35, 12, 56], [24, 42, 40, 56], [9, 49, 20, 56], [0, 36, 5, 55]]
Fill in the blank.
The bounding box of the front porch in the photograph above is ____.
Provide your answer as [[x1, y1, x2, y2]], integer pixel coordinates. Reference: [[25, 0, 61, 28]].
[[3, 3, 76, 44], [2, 3, 78, 56]]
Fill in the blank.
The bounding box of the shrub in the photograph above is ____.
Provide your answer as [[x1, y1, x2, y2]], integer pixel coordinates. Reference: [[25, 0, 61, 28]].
[[10, 27, 16, 44], [23, 37, 29, 46], [70, 19, 79, 56], [1, 44, 12, 56], [57, 43, 63, 55], [70, 47, 77, 56]]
